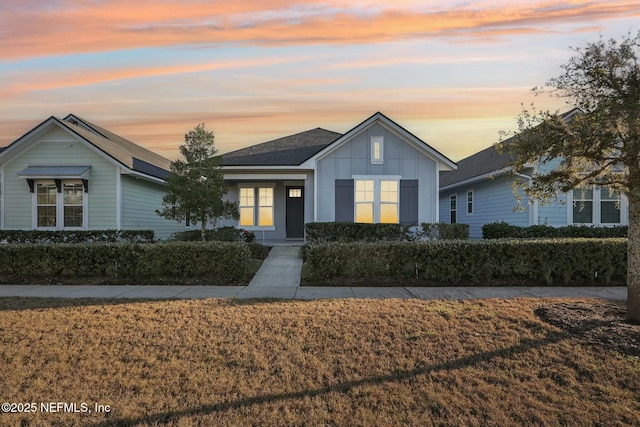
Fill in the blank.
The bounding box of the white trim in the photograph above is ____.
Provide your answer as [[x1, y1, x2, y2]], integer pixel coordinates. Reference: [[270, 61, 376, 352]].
[[0, 165, 4, 229], [440, 168, 515, 191], [116, 167, 122, 230], [222, 165, 310, 171], [237, 182, 276, 189], [313, 161, 318, 222], [370, 136, 384, 164], [466, 190, 474, 215], [434, 164, 439, 223], [224, 173, 307, 180], [567, 185, 626, 226], [449, 193, 457, 224], [31, 179, 87, 229]]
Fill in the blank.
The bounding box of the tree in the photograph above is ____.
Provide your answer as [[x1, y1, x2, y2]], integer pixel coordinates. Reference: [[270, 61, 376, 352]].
[[157, 124, 238, 241], [502, 31, 640, 323]]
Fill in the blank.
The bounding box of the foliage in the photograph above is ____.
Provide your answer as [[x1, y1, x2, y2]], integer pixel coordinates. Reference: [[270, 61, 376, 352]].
[[0, 242, 251, 284], [0, 229, 154, 244], [498, 32, 640, 321], [305, 222, 468, 244], [157, 124, 239, 241], [304, 239, 626, 286], [482, 222, 628, 239], [171, 226, 255, 243]]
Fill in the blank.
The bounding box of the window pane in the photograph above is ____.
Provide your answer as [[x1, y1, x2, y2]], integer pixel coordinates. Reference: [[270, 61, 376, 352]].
[[240, 188, 254, 207], [37, 183, 57, 205], [288, 189, 302, 198], [601, 201, 621, 223], [37, 206, 56, 227], [380, 203, 398, 223], [355, 180, 374, 202], [450, 211, 456, 224], [355, 203, 373, 223], [259, 188, 273, 206], [380, 180, 398, 203], [239, 207, 254, 226], [573, 187, 593, 200], [450, 195, 457, 210], [63, 183, 83, 205], [573, 201, 593, 223], [258, 207, 273, 226], [64, 206, 83, 227]]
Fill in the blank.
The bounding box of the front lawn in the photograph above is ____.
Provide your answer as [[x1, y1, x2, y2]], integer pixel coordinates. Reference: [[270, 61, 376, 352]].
[[0, 298, 638, 426]]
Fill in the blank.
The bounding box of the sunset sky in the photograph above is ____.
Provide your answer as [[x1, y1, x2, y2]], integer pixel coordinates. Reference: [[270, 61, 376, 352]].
[[1, 1, 638, 161]]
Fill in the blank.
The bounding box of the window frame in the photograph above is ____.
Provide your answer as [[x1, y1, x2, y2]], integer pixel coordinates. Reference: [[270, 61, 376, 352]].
[[33, 179, 87, 229], [353, 176, 400, 224], [568, 185, 622, 225], [370, 136, 384, 165], [450, 194, 457, 224], [237, 183, 276, 230], [466, 190, 474, 215]]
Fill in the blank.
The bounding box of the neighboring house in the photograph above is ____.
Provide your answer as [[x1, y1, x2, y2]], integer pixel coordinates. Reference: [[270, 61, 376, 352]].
[[0, 114, 184, 240], [439, 109, 628, 239], [221, 112, 457, 242]]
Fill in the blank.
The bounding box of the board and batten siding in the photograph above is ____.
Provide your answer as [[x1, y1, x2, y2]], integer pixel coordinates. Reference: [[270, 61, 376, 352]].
[[2, 127, 117, 229], [316, 123, 438, 223], [120, 175, 184, 240], [439, 175, 530, 239]]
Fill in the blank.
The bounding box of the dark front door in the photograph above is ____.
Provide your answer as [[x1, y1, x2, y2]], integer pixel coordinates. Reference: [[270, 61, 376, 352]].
[[286, 186, 304, 238]]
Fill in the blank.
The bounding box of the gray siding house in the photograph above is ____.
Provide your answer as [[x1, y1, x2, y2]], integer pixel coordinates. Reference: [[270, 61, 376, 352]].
[[439, 109, 628, 238], [0, 115, 184, 240], [221, 112, 457, 241]]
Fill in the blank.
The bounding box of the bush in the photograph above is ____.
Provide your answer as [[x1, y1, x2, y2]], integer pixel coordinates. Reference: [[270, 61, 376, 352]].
[[304, 239, 627, 286], [0, 229, 154, 244], [421, 223, 469, 240], [482, 222, 628, 239], [305, 222, 411, 243], [0, 242, 251, 284], [171, 227, 255, 242]]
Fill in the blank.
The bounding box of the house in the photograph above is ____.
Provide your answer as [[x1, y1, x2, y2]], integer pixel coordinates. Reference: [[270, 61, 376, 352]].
[[0, 115, 185, 240], [439, 109, 628, 239], [221, 112, 457, 241]]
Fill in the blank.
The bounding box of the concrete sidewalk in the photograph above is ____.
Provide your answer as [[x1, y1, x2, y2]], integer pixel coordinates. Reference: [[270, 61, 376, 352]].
[[248, 246, 303, 287], [0, 284, 627, 301]]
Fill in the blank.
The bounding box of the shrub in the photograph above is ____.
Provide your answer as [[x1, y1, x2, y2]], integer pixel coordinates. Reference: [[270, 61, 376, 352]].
[[0, 242, 251, 284], [171, 227, 255, 242], [305, 222, 411, 244], [0, 229, 154, 244], [421, 223, 469, 240], [482, 222, 628, 239], [304, 239, 627, 286]]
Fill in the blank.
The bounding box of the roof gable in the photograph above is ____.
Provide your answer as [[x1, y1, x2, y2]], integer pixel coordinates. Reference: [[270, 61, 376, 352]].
[[305, 112, 456, 170], [221, 128, 342, 166]]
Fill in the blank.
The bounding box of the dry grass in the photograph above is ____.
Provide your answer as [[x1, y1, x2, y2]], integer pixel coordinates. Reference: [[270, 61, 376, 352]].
[[0, 297, 638, 426]]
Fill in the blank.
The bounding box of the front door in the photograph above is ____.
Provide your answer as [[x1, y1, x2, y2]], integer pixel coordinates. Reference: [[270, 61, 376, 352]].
[[286, 186, 304, 238]]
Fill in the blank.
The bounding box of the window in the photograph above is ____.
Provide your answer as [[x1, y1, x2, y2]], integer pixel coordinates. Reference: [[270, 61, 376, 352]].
[[571, 185, 621, 225], [238, 185, 274, 228], [467, 191, 474, 215], [288, 189, 302, 198], [601, 187, 621, 224], [450, 195, 457, 224], [370, 136, 384, 164], [35, 180, 84, 228], [354, 177, 398, 223]]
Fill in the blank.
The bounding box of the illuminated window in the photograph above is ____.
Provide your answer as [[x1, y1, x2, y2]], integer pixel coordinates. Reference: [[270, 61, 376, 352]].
[[354, 177, 399, 224], [371, 136, 384, 164], [238, 185, 274, 228], [288, 189, 302, 198]]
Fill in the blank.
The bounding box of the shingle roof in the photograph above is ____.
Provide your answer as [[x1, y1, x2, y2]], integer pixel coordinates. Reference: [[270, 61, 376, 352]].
[[439, 143, 514, 188], [221, 128, 342, 166], [59, 115, 172, 180]]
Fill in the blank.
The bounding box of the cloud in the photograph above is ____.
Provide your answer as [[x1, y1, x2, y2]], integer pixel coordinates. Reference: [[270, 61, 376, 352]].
[[2, 1, 638, 59]]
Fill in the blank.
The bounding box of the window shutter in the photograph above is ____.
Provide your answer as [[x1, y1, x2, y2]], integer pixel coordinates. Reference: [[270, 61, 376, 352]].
[[400, 180, 418, 225], [335, 179, 354, 222]]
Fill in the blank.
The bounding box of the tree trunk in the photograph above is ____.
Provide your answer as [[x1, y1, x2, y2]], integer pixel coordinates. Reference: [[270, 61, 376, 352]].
[[200, 220, 207, 242], [627, 195, 640, 323]]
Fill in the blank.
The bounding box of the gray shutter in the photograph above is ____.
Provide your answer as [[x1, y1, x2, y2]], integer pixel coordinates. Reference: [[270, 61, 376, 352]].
[[335, 179, 354, 222], [400, 179, 419, 225]]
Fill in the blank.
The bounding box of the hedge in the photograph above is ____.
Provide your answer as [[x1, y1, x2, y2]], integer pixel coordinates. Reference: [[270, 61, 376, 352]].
[[0, 242, 251, 284], [0, 229, 155, 244], [305, 222, 468, 243], [304, 239, 627, 286], [482, 222, 628, 239], [171, 227, 256, 242]]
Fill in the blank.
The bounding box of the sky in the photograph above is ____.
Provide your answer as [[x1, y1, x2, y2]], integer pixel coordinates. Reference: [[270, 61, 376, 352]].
[[1, 1, 639, 162]]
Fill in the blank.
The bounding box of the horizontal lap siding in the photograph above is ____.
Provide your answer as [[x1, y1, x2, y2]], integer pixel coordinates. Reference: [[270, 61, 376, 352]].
[[121, 176, 183, 240], [2, 128, 117, 229], [440, 176, 530, 239]]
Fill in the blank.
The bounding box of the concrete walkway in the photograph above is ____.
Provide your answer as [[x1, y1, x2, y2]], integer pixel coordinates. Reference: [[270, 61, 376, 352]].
[[0, 284, 627, 301], [248, 246, 303, 287]]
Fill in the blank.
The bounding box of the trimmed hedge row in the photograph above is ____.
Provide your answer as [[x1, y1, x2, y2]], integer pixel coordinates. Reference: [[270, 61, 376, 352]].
[[305, 222, 468, 243], [482, 222, 628, 239], [0, 242, 251, 284], [171, 227, 256, 242], [304, 239, 627, 285], [0, 229, 155, 244]]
